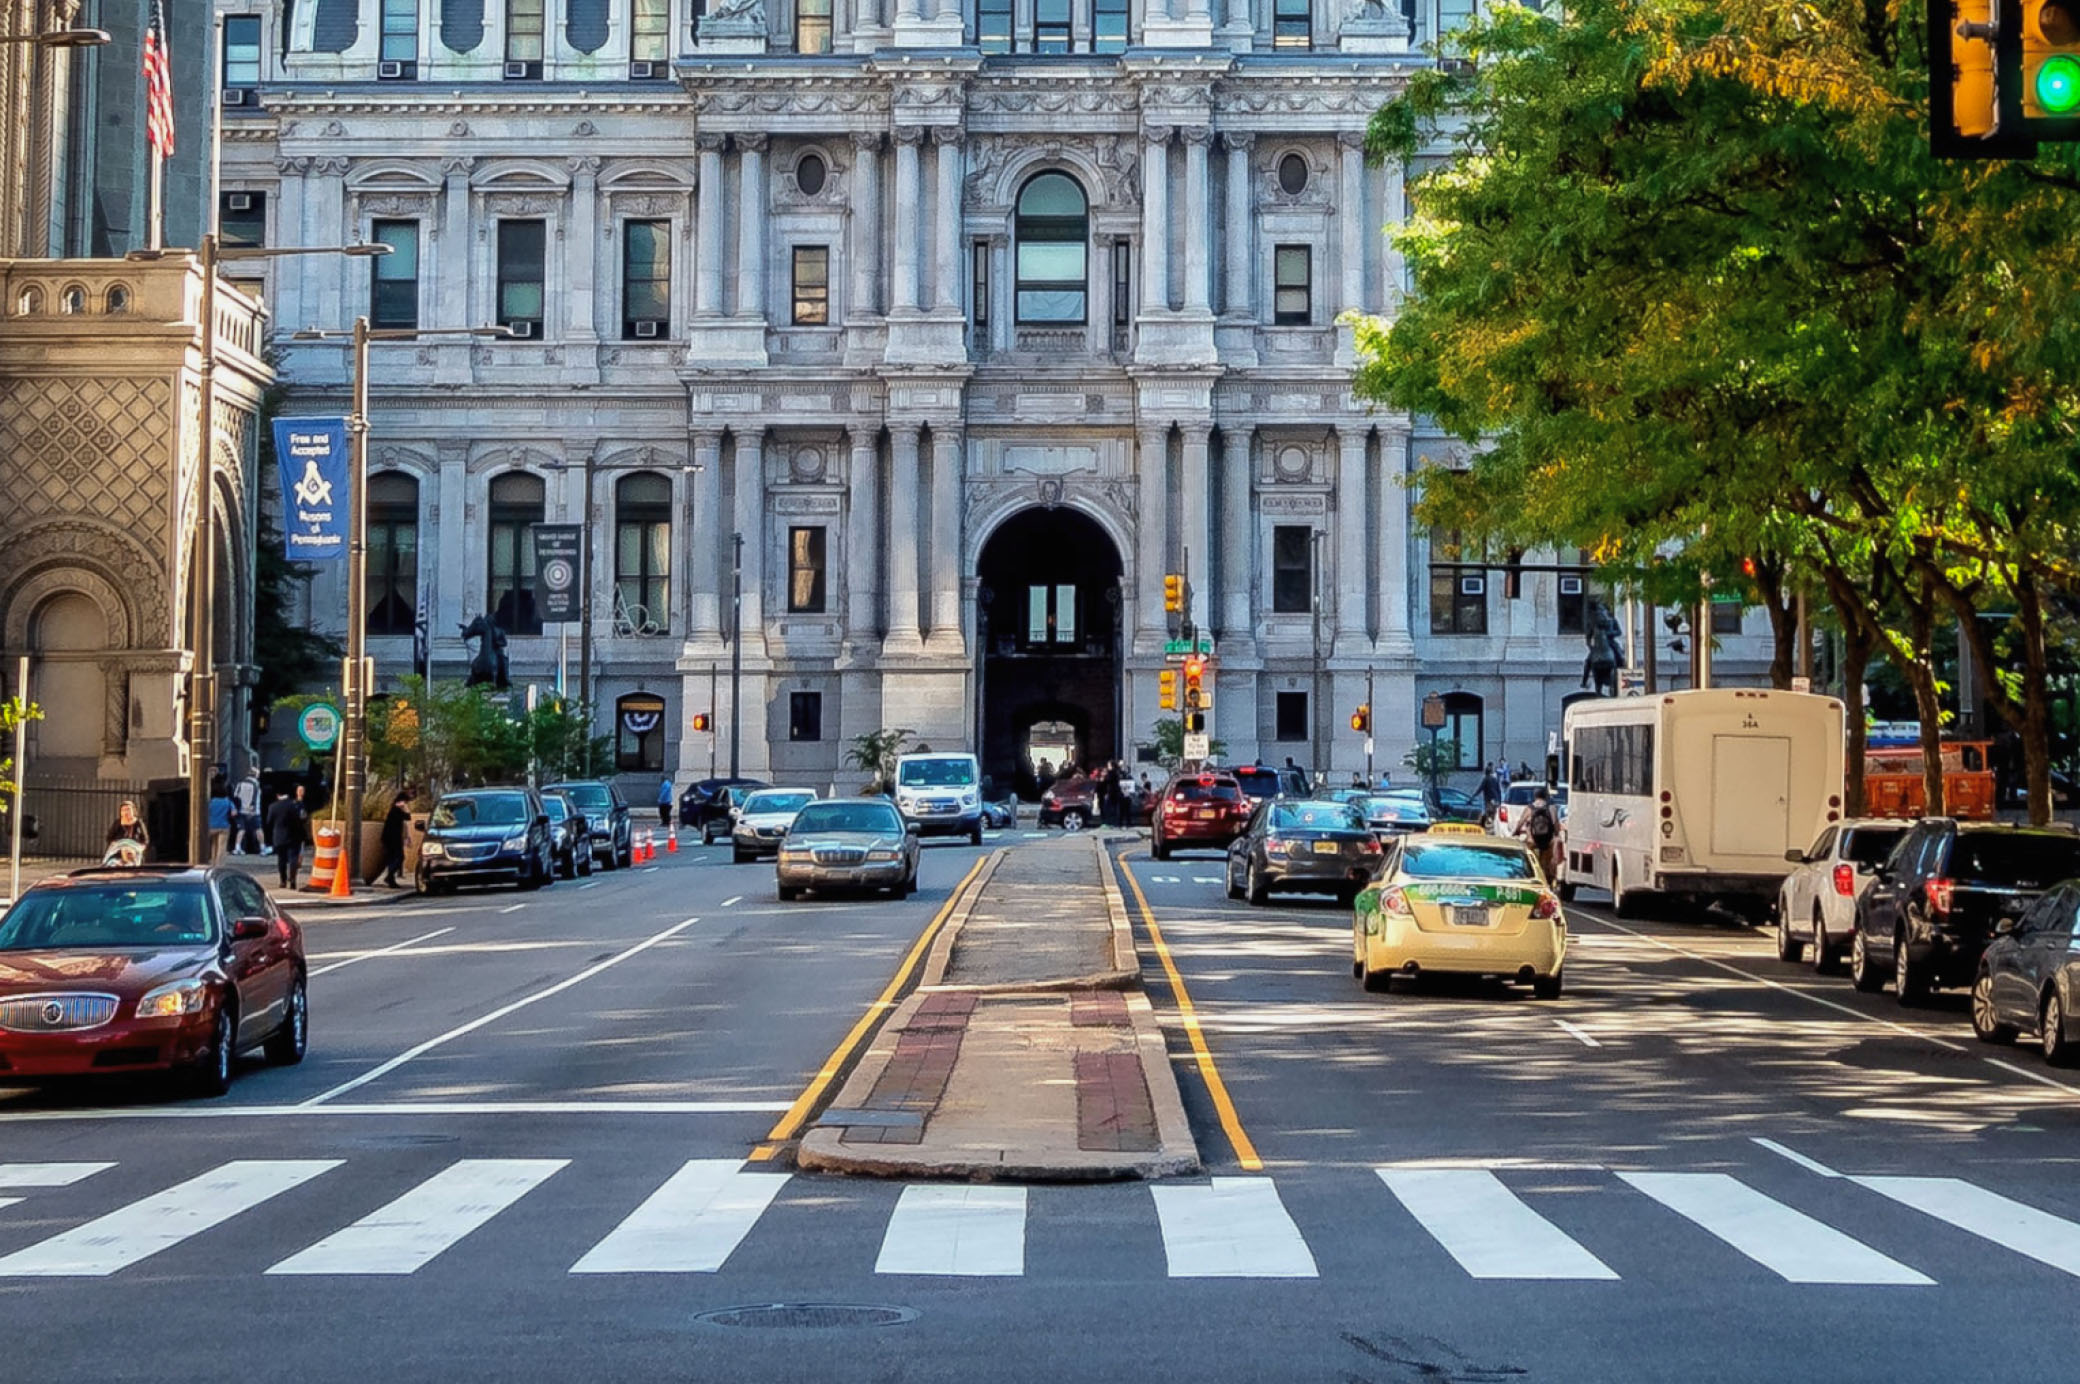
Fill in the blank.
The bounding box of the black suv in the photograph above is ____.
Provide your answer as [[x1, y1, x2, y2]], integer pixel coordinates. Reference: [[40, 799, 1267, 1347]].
[[1232, 764, 1313, 805], [544, 780, 633, 870], [1851, 819, 2080, 1004], [679, 777, 768, 843], [417, 788, 557, 894]]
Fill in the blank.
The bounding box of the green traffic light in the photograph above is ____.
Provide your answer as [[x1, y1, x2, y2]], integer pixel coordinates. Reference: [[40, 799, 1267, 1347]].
[[2038, 55, 2080, 114]]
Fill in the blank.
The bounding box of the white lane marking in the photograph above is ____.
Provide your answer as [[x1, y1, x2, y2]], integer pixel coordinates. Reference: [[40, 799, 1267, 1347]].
[[1855, 1176, 2080, 1278], [1553, 1019, 1601, 1048], [498, 904, 526, 915], [0, 1100, 791, 1124], [1023, 832, 1047, 839], [577, 881, 600, 890], [1751, 1137, 1841, 1179], [269, 1159, 566, 1276], [1619, 1172, 1931, 1285], [0, 1198, 18, 1210], [641, 866, 660, 873], [0, 1163, 114, 1188], [308, 927, 457, 978], [1377, 1168, 1617, 1281], [298, 917, 702, 1106], [572, 1159, 789, 1274], [1985, 1057, 2080, 1097], [876, 1185, 1027, 1277], [721, 896, 743, 908], [1152, 1177, 1318, 1278], [1192, 876, 1221, 885], [1580, 913, 1969, 1053], [0, 1160, 340, 1276]]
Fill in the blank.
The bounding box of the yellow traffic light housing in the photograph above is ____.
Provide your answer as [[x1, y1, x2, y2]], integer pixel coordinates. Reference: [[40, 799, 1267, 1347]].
[[1351, 704, 1371, 734], [1952, 0, 1999, 136], [2025, 0, 2080, 117], [1181, 655, 1205, 711], [1158, 670, 1178, 711], [1164, 574, 1185, 613]]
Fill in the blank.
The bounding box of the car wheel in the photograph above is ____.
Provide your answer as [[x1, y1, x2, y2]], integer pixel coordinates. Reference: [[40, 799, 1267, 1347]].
[[903, 869, 919, 897], [2044, 990, 2077, 1068], [970, 823, 984, 846], [188, 1004, 235, 1099], [1359, 950, 1393, 993], [1775, 909, 1805, 963], [1971, 971, 2018, 1045], [777, 884, 799, 902], [1532, 971, 1563, 1001], [732, 847, 750, 864], [618, 840, 634, 869], [416, 871, 434, 896], [1226, 859, 1245, 900], [1152, 836, 1170, 861], [520, 855, 544, 891], [1246, 859, 1269, 906], [1611, 859, 1642, 919], [265, 976, 308, 1066], [1062, 809, 1085, 832], [1894, 926, 1930, 1005], [1812, 907, 1841, 975], [1850, 927, 1886, 992]]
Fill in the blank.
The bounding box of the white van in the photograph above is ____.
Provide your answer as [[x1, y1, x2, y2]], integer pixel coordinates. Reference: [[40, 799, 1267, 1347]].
[[892, 752, 985, 844]]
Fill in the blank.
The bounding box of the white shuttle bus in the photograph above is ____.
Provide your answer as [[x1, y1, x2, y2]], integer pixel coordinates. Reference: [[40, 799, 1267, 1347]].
[[1562, 688, 1846, 917]]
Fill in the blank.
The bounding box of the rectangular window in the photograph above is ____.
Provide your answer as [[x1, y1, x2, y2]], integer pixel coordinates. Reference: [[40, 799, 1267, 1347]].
[[978, 0, 1013, 53], [1275, 692, 1309, 743], [616, 694, 667, 772], [1570, 724, 1655, 798], [370, 219, 419, 330], [972, 241, 989, 329], [1271, 525, 1313, 615], [488, 502, 544, 635], [1711, 599, 1744, 635], [1557, 569, 1587, 634], [223, 15, 262, 87], [1429, 527, 1489, 634], [507, 0, 546, 63], [615, 489, 672, 629], [1273, 245, 1311, 326], [622, 219, 670, 338], [791, 246, 830, 325], [788, 526, 827, 613], [796, 0, 833, 53], [1444, 704, 1482, 770], [1439, 0, 1476, 39], [219, 190, 266, 248], [1027, 585, 1048, 644], [380, 0, 417, 63], [1023, 585, 1078, 646], [1092, 0, 1129, 52], [1273, 0, 1312, 49], [366, 478, 419, 637], [632, 0, 671, 61], [1033, 0, 1072, 52], [1112, 241, 1130, 326], [496, 220, 545, 331], [789, 691, 824, 743]]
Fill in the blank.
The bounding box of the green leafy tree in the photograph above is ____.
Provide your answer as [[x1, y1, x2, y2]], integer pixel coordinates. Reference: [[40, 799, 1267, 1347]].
[[845, 727, 914, 792], [1149, 718, 1226, 770], [0, 697, 44, 817]]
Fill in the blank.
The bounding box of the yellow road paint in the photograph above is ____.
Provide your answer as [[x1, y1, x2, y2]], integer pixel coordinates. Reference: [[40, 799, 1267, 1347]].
[[750, 856, 990, 1159], [1116, 851, 1264, 1172]]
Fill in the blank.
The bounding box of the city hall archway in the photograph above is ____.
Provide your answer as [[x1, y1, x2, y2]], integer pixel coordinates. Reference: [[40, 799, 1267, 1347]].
[[976, 507, 1124, 799]]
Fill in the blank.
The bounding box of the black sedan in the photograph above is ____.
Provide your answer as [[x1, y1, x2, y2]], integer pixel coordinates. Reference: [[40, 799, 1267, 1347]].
[[681, 777, 769, 843], [416, 789, 558, 894], [1224, 799, 1385, 906], [540, 790, 594, 880], [1972, 879, 2080, 1066]]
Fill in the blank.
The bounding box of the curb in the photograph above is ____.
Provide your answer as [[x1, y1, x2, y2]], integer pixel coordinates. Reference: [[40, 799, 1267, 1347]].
[[918, 848, 1008, 988]]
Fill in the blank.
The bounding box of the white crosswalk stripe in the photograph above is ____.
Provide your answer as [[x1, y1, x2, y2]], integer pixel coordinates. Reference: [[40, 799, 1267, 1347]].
[[876, 1185, 1026, 1277], [1854, 1176, 2080, 1279], [269, 1159, 566, 1276], [0, 1159, 339, 1277], [1379, 1168, 1617, 1280], [1153, 1177, 1317, 1278], [570, 1159, 789, 1274], [1620, 1172, 1932, 1286], [0, 1163, 114, 1189]]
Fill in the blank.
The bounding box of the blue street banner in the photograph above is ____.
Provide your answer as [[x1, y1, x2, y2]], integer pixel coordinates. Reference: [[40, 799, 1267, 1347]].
[[273, 416, 350, 561]]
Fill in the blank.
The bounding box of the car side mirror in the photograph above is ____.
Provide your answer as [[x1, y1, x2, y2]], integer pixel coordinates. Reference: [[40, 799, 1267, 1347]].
[[230, 917, 269, 942], [1784, 848, 1806, 864], [1994, 916, 2018, 937], [905, 822, 921, 835]]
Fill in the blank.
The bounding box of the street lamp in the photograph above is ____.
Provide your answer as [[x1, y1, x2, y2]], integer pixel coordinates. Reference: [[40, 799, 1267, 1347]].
[[292, 319, 511, 880], [0, 28, 111, 47], [729, 532, 744, 780]]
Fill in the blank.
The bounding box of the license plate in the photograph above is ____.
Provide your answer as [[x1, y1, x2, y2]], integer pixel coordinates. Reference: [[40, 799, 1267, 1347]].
[[1312, 840, 1341, 856], [1197, 809, 1217, 819], [1449, 904, 1489, 927]]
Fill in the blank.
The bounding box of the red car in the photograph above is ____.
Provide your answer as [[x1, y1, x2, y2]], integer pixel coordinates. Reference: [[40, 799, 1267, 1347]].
[[0, 865, 307, 1097], [1150, 772, 1251, 859]]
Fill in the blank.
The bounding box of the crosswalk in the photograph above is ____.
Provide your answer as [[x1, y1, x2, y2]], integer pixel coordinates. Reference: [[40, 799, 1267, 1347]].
[[3, 1157, 2079, 1287]]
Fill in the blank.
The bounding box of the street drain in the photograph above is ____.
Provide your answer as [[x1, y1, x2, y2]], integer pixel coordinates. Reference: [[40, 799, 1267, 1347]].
[[694, 1304, 920, 1331]]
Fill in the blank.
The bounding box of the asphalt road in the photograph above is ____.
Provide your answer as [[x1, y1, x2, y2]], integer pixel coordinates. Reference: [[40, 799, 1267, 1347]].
[[4, 829, 2078, 1383]]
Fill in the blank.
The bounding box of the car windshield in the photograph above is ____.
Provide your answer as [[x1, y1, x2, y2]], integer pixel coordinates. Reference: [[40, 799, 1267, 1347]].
[[1842, 826, 1904, 866], [0, 885, 214, 949], [542, 797, 570, 822], [1401, 843, 1539, 881], [1170, 780, 1242, 803], [746, 791, 815, 815], [1271, 803, 1367, 832], [433, 794, 529, 827], [556, 784, 611, 809], [1233, 768, 1282, 798], [1949, 833, 2080, 887], [898, 760, 975, 787], [791, 803, 904, 835], [1360, 797, 1424, 817]]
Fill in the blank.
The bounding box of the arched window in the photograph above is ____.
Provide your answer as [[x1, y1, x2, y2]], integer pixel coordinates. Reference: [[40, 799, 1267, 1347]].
[[1441, 691, 1484, 771], [104, 285, 131, 315], [614, 471, 672, 635], [366, 472, 419, 636], [615, 692, 667, 772], [1015, 173, 1088, 325], [487, 471, 545, 636]]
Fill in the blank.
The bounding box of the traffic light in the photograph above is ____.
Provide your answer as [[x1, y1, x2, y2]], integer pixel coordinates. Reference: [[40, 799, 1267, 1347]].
[[2024, 1, 2080, 117], [1953, 0, 1999, 137], [1351, 704, 1371, 734], [1181, 655, 1205, 710], [1158, 669, 1178, 711], [1164, 573, 1185, 614], [692, 711, 712, 733], [1183, 711, 1205, 734]]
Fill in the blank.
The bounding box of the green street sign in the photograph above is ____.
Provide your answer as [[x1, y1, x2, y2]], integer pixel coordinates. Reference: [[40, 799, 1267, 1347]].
[[1163, 637, 1213, 656], [297, 701, 342, 752]]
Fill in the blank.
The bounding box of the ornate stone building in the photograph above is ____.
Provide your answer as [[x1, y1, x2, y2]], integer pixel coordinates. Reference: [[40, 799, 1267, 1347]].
[[227, 0, 1766, 792]]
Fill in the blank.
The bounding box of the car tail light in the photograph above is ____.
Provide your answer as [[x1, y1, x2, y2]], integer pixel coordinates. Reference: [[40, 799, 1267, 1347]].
[[1380, 886, 1412, 915], [1833, 863, 1855, 897], [1266, 837, 1295, 856], [1357, 836, 1382, 854], [1530, 893, 1560, 920], [1926, 877, 1955, 914]]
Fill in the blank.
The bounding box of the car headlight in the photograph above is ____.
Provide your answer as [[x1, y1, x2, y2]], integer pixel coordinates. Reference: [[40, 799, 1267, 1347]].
[[866, 849, 901, 862], [960, 791, 978, 807], [502, 833, 529, 851], [420, 841, 445, 857], [136, 979, 208, 1019]]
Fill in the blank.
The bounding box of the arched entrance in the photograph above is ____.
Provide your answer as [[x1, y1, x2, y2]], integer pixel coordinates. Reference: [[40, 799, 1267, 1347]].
[[976, 507, 1124, 798], [30, 590, 109, 771]]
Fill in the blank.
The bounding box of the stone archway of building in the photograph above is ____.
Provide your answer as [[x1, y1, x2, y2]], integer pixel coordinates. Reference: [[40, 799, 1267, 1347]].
[[976, 506, 1125, 799], [29, 590, 109, 771]]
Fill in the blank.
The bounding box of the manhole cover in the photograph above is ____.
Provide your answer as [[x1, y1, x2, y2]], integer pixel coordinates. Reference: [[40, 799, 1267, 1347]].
[[694, 1304, 919, 1331]]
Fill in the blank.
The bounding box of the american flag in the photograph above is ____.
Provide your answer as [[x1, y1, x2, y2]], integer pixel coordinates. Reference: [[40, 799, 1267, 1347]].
[[143, 0, 175, 158]]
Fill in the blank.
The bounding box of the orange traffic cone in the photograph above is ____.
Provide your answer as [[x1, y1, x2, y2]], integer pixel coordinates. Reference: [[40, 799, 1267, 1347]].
[[330, 836, 354, 899], [639, 831, 652, 863], [666, 830, 678, 855]]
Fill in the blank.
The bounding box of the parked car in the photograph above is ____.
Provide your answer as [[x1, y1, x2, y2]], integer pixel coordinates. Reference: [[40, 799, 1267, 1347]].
[[1427, 785, 1487, 824], [981, 797, 1018, 830], [1971, 881, 2080, 1065], [1352, 832, 1567, 999], [1774, 819, 1909, 972], [417, 788, 558, 894], [0, 865, 307, 1096], [1038, 777, 1099, 830], [680, 776, 769, 842], [1232, 764, 1313, 805], [732, 788, 819, 863], [775, 798, 921, 900], [1851, 820, 2080, 1004], [701, 785, 758, 845], [539, 789, 594, 881], [1357, 792, 1433, 837], [1150, 772, 1251, 859], [1225, 799, 1384, 906], [893, 752, 986, 844], [543, 779, 632, 870]]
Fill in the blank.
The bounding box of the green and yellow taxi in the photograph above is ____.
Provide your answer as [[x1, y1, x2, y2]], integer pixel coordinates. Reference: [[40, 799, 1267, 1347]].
[[1352, 831, 1566, 999]]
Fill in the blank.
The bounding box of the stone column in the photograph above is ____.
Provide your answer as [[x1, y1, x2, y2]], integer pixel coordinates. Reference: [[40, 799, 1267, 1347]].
[[932, 126, 963, 314], [1140, 128, 1170, 313], [735, 133, 768, 321], [898, 0, 921, 23], [885, 424, 925, 651], [849, 131, 882, 318], [1222, 132, 1253, 317], [689, 430, 724, 642], [892, 127, 924, 312], [732, 427, 766, 639], [1338, 130, 1366, 315], [1218, 425, 1253, 641], [1378, 428, 1414, 653], [1180, 424, 1214, 632], [1137, 425, 1171, 636], [1336, 426, 1369, 647], [1181, 127, 1213, 315], [847, 429, 882, 644], [694, 133, 726, 316], [1379, 155, 1404, 314], [927, 424, 964, 646], [566, 156, 600, 341], [309, 157, 349, 327]]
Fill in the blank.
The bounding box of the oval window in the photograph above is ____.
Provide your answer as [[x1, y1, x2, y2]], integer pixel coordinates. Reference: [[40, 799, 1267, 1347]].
[[796, 153, 827, 197], [1278, 153, 1309, 196]]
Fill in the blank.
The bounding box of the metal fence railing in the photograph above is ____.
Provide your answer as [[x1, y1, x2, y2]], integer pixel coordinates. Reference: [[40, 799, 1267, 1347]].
[[13, 778, 172, 863]]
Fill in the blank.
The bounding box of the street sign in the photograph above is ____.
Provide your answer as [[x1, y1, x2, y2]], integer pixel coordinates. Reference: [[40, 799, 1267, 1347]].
[[297, 701, 342, 753], [1364, 737, 1375, 757], [1163, 637, 1214, 657], [533, 525, 582, 622], [1421, 693, 1447, 730], [272, 417, 350, 561], [1791, 675, 1812, 694], [1183, 733, 1210, 761]]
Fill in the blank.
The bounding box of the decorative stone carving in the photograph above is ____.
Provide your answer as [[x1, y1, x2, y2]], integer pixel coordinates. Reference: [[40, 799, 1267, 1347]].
[[573, 120, 598, 137], [736, 131, 769, 154], [694, 131, 729, 153], [893, 125, 927, 146], [448, 120, 472, 137], [0, 521, 166, 645], [358, 192, 433, 217], [1181, 125, 1215, 148]]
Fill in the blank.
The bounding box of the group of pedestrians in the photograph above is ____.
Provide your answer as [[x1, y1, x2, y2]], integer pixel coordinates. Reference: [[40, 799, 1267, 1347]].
[[1090, 761, 1154, 828]]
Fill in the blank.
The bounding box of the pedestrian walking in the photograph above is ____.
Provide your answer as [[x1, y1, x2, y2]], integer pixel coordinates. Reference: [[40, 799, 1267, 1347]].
[[1479, 763, 1502, 820], [266, 786, 312, 889], [657, 775, 674, 830], [206, 787, 234, 862], [1514, 790, 1562, 884], [378, 790, 414, 888], [232, 766, 262, 854]]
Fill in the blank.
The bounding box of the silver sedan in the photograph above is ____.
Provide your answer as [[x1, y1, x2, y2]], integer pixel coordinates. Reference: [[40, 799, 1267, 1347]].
[[774, 799, 921, 901]]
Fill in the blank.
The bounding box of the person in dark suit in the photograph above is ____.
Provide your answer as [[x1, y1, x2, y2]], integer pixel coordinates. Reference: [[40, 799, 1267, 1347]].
[[266, 786, 312, 889], [378, 790, 414, 888]]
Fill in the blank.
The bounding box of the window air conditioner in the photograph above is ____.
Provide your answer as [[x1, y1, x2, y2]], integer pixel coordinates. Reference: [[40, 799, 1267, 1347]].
[[633, 319, 663, 338], [377, 60, 405, 79], [504, 61, 534, 79], [1559, 575, 1584, 595], [506, 320, 537, 339], [226, 192, 254, 212], [629, 60, 656, 79], [221, 88, 249, 106], [1459, 575, 1486, 596]]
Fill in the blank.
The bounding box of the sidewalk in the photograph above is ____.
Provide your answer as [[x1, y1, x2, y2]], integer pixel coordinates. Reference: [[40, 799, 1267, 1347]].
[[798, 835, 1199, 1181], [2, 848, 415, 910]]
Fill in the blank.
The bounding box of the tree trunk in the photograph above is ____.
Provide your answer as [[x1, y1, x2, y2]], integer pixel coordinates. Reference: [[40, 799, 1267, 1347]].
[[1927, 561, 2056, 825], [1754, 562, 1796, 691], [1878, 569, 1946, 817], [1817, 559, 1882, 817]]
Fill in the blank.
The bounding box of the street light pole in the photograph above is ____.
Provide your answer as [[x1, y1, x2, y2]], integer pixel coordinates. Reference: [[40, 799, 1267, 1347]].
[[340, 317, 372, 880], [729, 532, 744, 779]]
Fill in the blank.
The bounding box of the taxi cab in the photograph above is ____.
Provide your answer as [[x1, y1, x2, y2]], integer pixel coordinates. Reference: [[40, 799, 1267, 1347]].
[[1352, 831, 1566, 999]]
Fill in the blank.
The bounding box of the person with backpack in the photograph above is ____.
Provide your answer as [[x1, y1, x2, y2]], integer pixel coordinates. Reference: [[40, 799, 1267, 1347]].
[[1514, 790, 1562, 883]]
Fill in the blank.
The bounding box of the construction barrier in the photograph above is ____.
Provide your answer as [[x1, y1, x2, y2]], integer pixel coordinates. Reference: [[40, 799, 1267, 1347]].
[[304, 825, 343, 893]]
